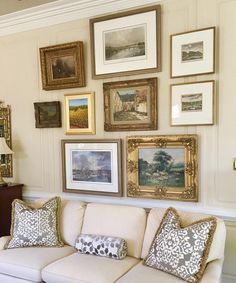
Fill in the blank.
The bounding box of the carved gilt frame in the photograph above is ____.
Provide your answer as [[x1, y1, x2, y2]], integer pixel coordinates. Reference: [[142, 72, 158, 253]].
[[127, 135, 198, 202], [0, 103, 12, 177]]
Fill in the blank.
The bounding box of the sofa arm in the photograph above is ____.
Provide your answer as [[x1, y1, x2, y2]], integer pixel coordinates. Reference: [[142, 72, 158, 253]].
[[201, 259, 224, 283], [0, 236, 10, 250]]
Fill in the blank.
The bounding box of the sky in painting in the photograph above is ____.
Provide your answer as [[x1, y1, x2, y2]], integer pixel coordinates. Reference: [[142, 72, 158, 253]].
[[72, 150, 111, 171], [69, 98, 88, 107], [105, 25, 145, 47]]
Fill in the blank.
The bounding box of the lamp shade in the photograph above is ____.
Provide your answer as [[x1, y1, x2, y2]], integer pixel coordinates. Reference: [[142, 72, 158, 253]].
[[0, 137, 13, 154]]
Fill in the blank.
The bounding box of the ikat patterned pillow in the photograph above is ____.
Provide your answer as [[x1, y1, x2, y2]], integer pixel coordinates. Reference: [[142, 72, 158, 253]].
[[75, 234, 127, 259], [144, 207, 217, 283], [5, 197, 64, 249]]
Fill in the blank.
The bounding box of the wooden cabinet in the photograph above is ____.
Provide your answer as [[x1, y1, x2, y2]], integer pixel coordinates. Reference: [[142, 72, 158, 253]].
[[0, 183, 23, 237]]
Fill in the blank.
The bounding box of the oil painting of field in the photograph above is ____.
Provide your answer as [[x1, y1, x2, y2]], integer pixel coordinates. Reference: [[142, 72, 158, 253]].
[[138, 148, 185, 187], [69, 98, 88, 129]]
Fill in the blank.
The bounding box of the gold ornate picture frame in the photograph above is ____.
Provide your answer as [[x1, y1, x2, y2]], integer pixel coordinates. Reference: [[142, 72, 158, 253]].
[[127, 135, 198, 202], [0, 103, 12, 177], [104, 78, 157, 131], [40, 41, 85, 90]]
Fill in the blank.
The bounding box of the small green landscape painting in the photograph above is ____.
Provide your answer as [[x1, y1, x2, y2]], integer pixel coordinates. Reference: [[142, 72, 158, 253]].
[[138, 148, 185, 187]]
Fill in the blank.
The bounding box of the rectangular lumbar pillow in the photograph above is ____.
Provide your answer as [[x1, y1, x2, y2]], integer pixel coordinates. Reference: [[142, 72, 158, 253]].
[[75, 234, 127, 259], [144, 207, 217, 283], [5, 197, 64, 249]]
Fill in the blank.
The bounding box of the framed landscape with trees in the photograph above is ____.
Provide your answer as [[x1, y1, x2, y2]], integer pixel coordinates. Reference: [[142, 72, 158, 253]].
[[127, 135, 198, 202]]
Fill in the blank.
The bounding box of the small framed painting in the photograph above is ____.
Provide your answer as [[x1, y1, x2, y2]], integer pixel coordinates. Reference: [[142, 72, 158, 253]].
[[34, 101, 61, 128], [90, 5, 161, 79], [171, 27, 215, 78], [64, 92, 95, 135], [104, 78, 157, 131], [170, 81, 215, 126], [127, 135, 198, 202], [40, 41, 85, 90], [61, 139, 122, 196]]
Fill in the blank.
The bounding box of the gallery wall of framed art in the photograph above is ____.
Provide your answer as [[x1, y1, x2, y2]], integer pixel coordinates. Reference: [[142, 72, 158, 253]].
[[21, 0, 220, 204]]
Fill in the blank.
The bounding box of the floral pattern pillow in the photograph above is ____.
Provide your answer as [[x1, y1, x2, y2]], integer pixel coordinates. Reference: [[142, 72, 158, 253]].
[[144, 207, 217, 282]]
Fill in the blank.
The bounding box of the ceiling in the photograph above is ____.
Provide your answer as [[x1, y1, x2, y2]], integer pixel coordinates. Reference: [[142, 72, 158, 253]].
[[0, 0, 58, 16]]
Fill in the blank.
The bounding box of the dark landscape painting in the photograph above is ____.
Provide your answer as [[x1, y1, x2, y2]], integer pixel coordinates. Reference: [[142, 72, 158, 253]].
[[52, 55, 76, 79], [181, 41, 203, 63], [111, 86, 150, 123], [138, 148, 185, 187], [69, 98, 88, 129], [72, 150, 112, 183], [181, 93, 203, 112], [104, 25, 146, 62], [38, 104, 57, 123]]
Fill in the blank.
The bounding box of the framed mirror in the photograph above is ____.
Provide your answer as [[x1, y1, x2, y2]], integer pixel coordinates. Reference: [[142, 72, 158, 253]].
[[0, 103, 12, 177]]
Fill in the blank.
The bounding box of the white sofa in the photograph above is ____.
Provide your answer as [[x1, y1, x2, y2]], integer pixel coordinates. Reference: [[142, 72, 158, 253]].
[[0, 199, 226, 283]]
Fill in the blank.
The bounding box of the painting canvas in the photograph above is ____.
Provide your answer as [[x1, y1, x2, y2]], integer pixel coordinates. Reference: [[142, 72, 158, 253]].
[[72, 150, 111, 183], [64, 92, 95, 135], [181, 93, 202, 112], [52, 55, 76, 79], [104, 78, 157, 131], [34, 101, 61, 128], [90, 5, 161, 78], [171, 27, 215, 77], [69, 98, 88, 129], [127, 135, 198, 202], [104, 25, 146, 63], [181, 41, 203, 63], [62, 139, 122, 196], [138, 148, 185, 187]]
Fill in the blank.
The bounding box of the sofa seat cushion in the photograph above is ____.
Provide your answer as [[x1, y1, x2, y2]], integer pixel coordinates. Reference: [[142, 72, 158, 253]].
[[0, 245, 75, 282], [42, 253, 140, 283], [116, 262, 186, 283]]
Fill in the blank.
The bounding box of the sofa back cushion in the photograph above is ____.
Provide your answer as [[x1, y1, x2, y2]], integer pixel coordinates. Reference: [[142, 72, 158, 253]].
[[33, 198, 86, 246], [81, 203, 147, 258], [141, 208, 226, 263]]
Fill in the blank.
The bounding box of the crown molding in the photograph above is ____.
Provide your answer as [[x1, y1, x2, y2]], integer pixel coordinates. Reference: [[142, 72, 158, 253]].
[[0, 0, 162, 37]]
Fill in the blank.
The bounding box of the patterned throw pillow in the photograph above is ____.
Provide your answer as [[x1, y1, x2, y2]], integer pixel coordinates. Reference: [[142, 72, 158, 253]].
[[5, 197, 64, 249], [75, 234, 127, 259], [144, 207, 217, 283]]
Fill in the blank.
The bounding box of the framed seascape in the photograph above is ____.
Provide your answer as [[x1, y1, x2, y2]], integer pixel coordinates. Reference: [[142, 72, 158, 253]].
[[104, 78, 157, 131], [62, 139, 122, 196], [64, 92, 95, 135], [170, 81, 215, 126], [90, 5, 161, 78], [171, 27, 215, 78], [127, 135, 198, 202], [40, 41, 85, 90]]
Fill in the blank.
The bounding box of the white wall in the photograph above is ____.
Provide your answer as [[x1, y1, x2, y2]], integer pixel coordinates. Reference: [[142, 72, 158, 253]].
[[0, 0, 235, 281]]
